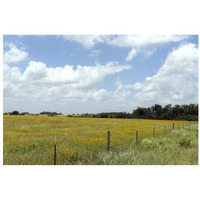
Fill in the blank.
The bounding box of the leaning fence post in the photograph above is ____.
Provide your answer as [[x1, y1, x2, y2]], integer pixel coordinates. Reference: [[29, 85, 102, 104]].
[[136, 129, 139, 144], [153, 127, 155, 137], [107, 131, 110, 152], [54, 136, 56, 165]]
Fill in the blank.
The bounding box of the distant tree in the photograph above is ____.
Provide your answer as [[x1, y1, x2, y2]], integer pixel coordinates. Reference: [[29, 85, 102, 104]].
[[21, 112, 30, 115], [12, 111, 19, 115], [150, 104, 163, 119], [100, 113, 108, 118], [133, 107, 150, 119], [183, 115, 198, 121], [170, 105, 183, 119], [163, 104, 172, 112], [40, 111, 61, 116], [115, 112, 126, 118], [159, 112, 170, 120]]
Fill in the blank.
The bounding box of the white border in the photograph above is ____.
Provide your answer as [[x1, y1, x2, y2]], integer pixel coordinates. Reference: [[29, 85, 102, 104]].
[[1, 1, 200, 200]]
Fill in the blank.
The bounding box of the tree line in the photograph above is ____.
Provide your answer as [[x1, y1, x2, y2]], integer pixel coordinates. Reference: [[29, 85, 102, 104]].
[[131, 104, 198, 121], [3, 111, 62, 116], [3, 104, 198, 121], [79, 104, 198, 121]]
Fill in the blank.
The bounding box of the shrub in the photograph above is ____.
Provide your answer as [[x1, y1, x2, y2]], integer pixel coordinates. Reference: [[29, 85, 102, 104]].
[[179, 138, 192, 148]]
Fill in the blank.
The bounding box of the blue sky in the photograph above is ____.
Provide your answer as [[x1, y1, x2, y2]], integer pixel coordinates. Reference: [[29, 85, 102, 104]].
[[3, 35, 198, 114]]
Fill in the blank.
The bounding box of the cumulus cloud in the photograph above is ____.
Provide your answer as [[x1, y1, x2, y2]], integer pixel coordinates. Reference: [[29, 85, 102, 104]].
[[3, 37, 197, 114], [3, 57, 133, 113], [19, 61, 132, 88], [3, 43, 28, 64], [3, 63, 22, 82], [113, 79, 132, 104], [23, 61, 48, 81], [3, 41, 133, 113], [128, 43, 198, 106]]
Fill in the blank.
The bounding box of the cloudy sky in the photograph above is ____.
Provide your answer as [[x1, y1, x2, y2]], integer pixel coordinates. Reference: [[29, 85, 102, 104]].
[[3, 35, 198, 114]]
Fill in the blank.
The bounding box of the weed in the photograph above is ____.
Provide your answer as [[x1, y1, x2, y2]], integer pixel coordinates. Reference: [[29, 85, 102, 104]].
[[179, 138, 192, 148]]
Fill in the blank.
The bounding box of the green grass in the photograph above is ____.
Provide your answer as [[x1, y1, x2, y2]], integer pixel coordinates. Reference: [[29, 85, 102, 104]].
[[96, 124, 198, 165]]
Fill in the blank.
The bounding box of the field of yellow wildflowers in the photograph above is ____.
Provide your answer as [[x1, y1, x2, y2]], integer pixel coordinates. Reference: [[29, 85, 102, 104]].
[[3, 115, 191, 165]]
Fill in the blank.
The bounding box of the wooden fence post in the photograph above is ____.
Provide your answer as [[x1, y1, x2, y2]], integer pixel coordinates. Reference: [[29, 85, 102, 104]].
[[136, 129, 139, 144], [153, 127, 155, 137], [172, 123, 175, 130], [178, 124, 179, 130], [164, 126, 166, 134], [54, 136, 56, 165], [107, 131, 110, 152]]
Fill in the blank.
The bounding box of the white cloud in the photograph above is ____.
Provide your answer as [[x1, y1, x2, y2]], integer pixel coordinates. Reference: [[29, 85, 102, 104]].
[[23, 61, 48, 81], [62, 35, 110, 49], [88, 49, 101, 57], [108, 35, 189, 48], [3, 41, 133, 113], [129, 43, 198, 106], [19, 61, 132, 89], [113, 79, 132, 104], [63, 35, 189, 61], [3, 37, 197, 114], [3, 63, 22, 82], [144, 49, 154, 57], [125, 82, 143, 90], [3, 43, 28, 64], [3, 75, 133, 114], [126, 48, 138, 61], [110, 35, 189, 61], [3, 59, 133, 113]]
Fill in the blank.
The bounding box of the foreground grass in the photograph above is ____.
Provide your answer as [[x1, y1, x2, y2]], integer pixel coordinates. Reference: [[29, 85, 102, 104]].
[[3, 115, 197, 165], [97, 124, 198, 165]]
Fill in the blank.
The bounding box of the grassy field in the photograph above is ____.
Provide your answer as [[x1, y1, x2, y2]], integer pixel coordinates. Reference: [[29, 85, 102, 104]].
[[98, 124, 198, 165], [3, 115, 197, 165]]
